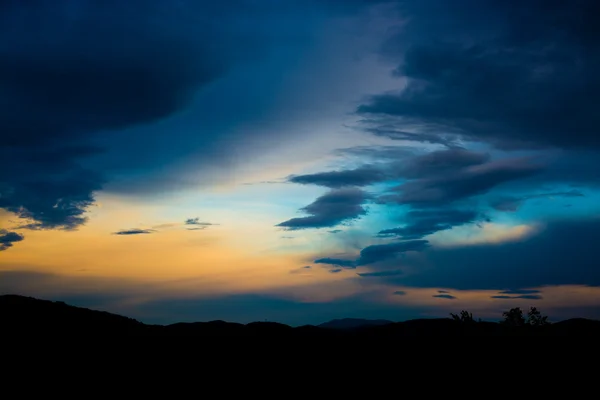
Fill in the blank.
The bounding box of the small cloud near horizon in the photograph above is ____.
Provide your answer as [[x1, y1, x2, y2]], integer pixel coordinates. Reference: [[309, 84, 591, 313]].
[[113, 229, 155, 235]]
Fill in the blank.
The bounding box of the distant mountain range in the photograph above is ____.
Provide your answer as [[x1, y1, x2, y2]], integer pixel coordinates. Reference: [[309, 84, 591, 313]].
[[2, 294, 600, 336], [318, 318, 393, 329]]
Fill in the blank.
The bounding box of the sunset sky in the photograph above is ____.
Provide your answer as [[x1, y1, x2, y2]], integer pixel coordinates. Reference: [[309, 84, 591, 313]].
[[2, 0, 600, 326]]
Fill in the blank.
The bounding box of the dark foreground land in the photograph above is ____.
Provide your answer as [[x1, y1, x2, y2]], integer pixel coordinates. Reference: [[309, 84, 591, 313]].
[[2, 294, 600, 336]]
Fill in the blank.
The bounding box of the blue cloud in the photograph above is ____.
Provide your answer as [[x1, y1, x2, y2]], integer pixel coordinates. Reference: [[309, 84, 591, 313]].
[[0, 230, 24, 251], [359, 0, 600, 150], [277, 188, 369, 230]]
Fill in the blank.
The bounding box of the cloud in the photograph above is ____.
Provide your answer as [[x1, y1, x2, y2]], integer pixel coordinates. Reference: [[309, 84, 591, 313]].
[[289, 266, 312, 275], [394, 218, 600, 290], [314, 258, 357, 269], [151, 218, 216, 231], [433, 294, 456, 300], [185, 218, 214, 226], [287, 148, 491, 191], [380, 157, 544, 207], [287, 166, 385, 188], [113, 229, 155, 236], [355, 118, 460, 147], [377, 209, 484, 239], [498, 289, 540, 295], [0, 230, 24, 251], [1, 0, 381, 232], [0, 1, 253, 230], [358, 0, 600, 150], [334, 145, 415, 161], [276, 188, 369, 230], [491, 288, 543, 300], [491, 191, 585, 212], [491, 295, 543, 300], [312, 239, 429, 275], [392, 290, 407, 296], [356, 239, 429, 266], [0, 155, 104, 230], [396, 149, 490, 179], [357, 269, 403, 277]]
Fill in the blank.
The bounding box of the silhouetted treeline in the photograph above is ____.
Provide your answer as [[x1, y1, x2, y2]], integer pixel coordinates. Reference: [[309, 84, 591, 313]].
[[2, 295, 599, 336]]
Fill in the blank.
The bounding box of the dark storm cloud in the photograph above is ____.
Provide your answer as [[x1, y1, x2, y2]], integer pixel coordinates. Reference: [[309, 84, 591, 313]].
[[0, 230, 24, 251], [377, 209, 484, 239], [358, 0, 600, 150], [288, 166, 385, 188], [0, 160, 104, 230], [276, 188, 369, 230], [396, 218, 600, 290], [113, 229, 155, 236], [0, 1, 249, 230]]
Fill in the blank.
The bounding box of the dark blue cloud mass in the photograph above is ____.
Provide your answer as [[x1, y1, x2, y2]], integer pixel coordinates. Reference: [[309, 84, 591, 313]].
[[359, 0, 600, 150], [0, 0, 381, 235], [377, 209, 485, 239], [0, 230, 24, 251], [277, 188, 369, 230], [287, 166, 386, 189], [374, 218, 600, 291]]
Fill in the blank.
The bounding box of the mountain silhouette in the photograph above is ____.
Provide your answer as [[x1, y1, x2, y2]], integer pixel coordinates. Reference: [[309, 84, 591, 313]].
[[318, 318, 393, 329], [2, 294, 599, 336]]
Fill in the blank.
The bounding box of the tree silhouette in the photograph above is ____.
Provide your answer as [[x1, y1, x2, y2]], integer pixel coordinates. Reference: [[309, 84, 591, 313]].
[[501, 306, 550, 326], [450, 310, 475, 323], [501, 307, 526, 326], [527, 307, 550, 326]]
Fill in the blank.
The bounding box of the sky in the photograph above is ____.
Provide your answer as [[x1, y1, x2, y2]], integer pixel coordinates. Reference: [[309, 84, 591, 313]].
[[2, 0, 600, 326]]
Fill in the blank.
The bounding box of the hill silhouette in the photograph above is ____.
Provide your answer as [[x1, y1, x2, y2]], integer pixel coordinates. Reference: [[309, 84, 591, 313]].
[[318, 318, 393, 329], [2, 294, 600, 336]]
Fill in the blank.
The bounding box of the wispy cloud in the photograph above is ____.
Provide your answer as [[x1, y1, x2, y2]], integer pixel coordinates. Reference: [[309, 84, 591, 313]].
[[112, 229, 155, 236]]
